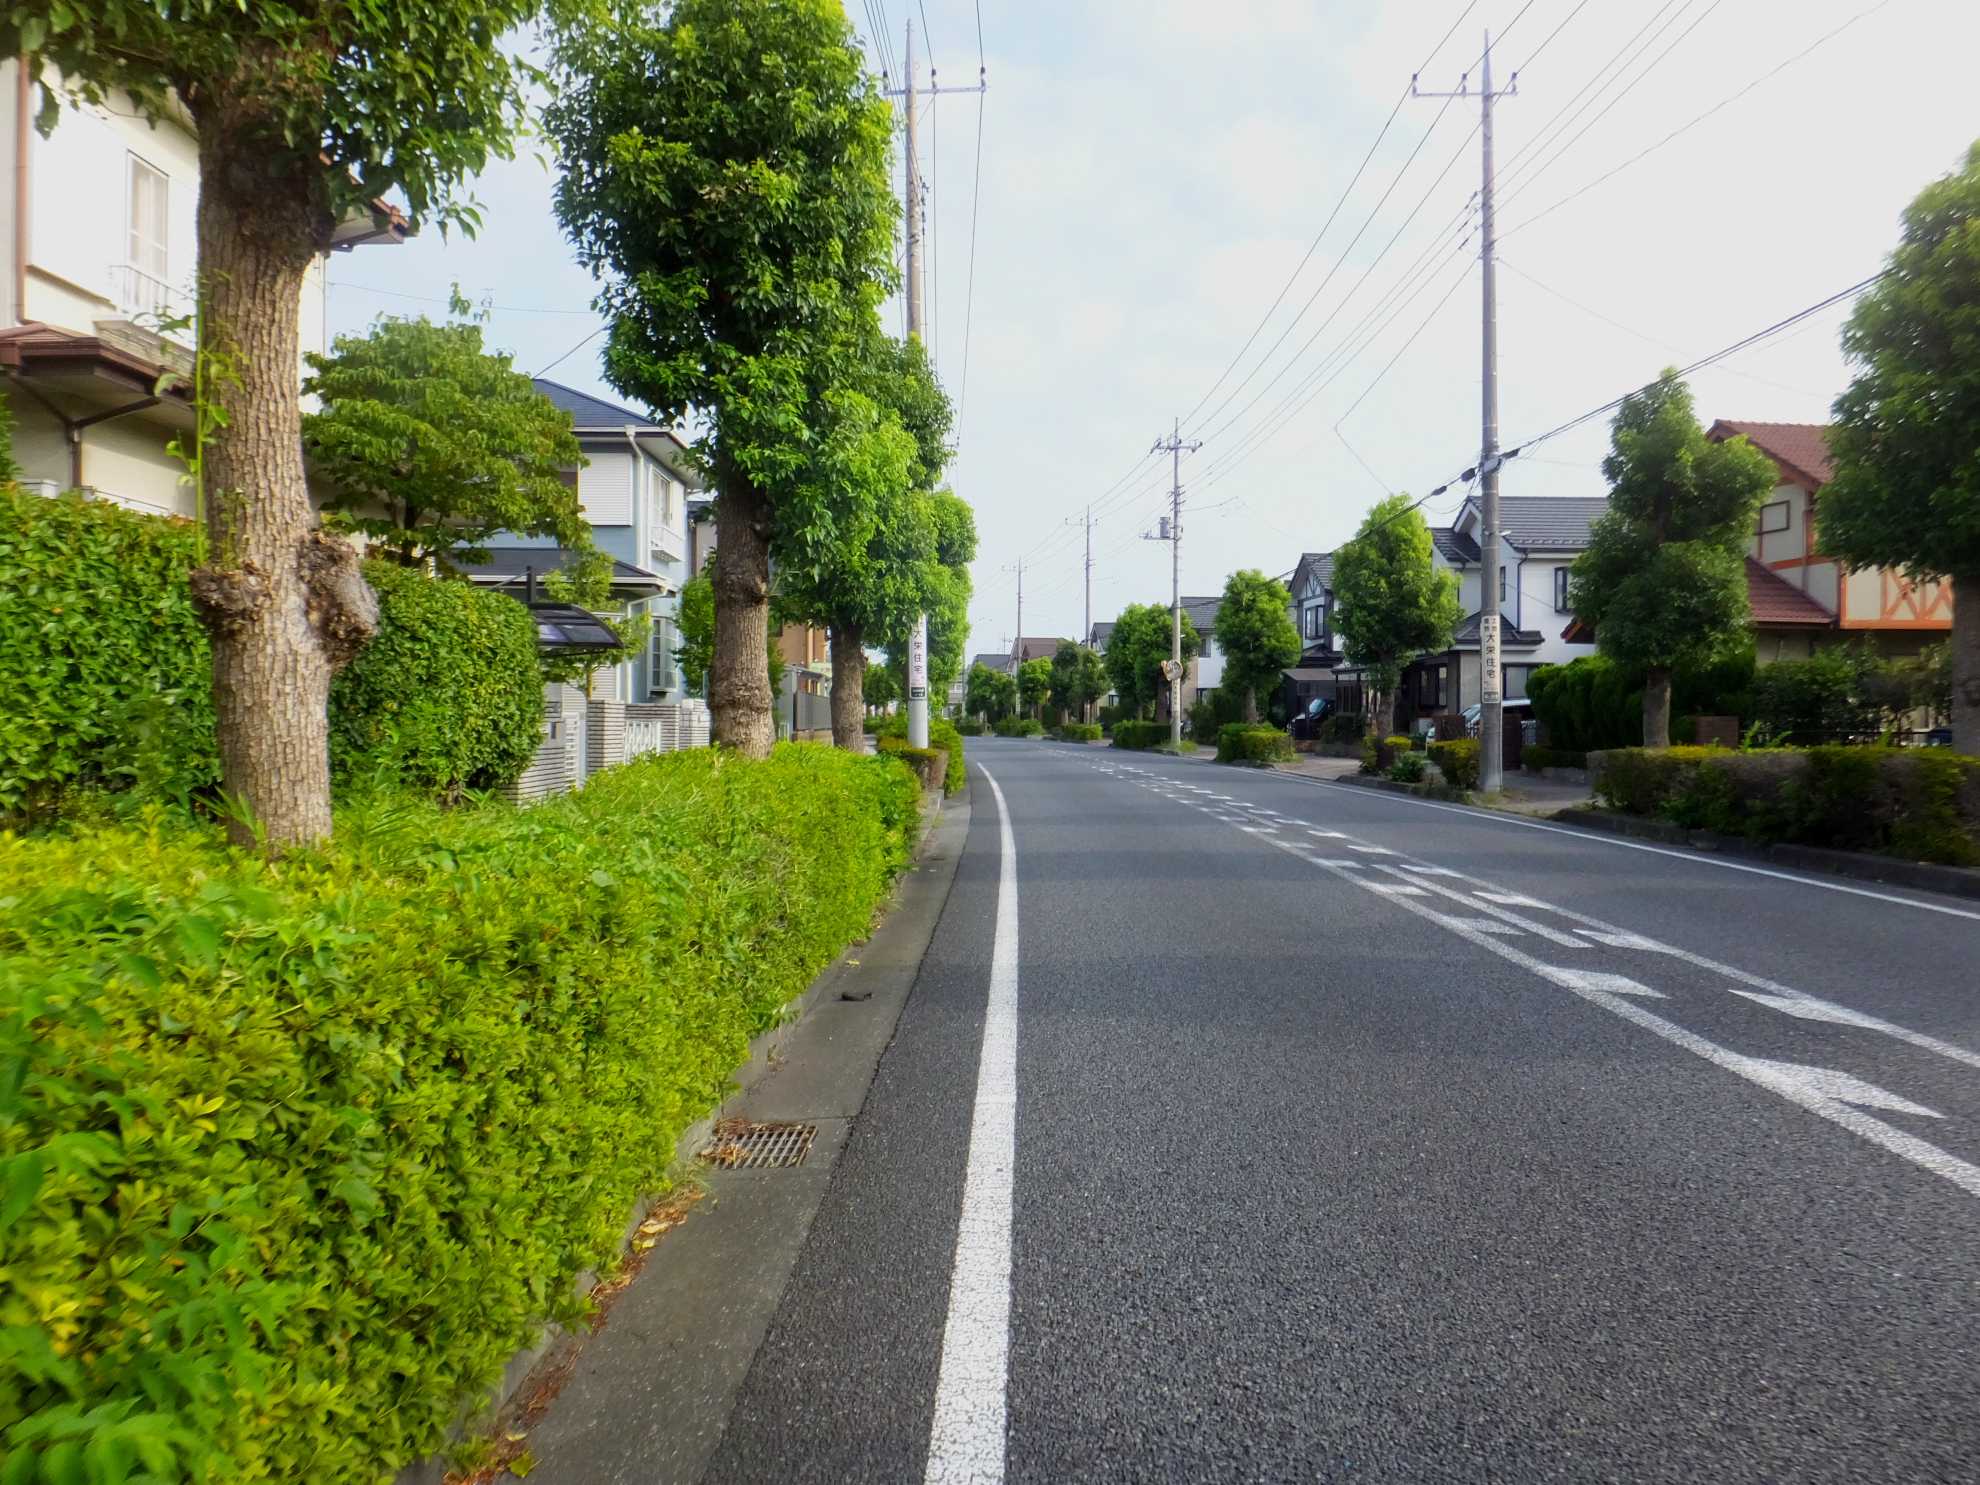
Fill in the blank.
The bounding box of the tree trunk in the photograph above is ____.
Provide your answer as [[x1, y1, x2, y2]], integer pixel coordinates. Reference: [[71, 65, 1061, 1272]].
[[1643, 665, 1673, 749], [1242, 686, 1259, 723], [1381, 687, 1399, 738], [186, 127, 376, 849], [829, 620, 865, 750], [708, 467, 775, 757], [1953, 574, 1980, 756]]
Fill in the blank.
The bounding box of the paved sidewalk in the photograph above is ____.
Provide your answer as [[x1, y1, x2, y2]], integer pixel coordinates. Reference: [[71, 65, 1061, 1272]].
[[1478, 773, 1594, 816]]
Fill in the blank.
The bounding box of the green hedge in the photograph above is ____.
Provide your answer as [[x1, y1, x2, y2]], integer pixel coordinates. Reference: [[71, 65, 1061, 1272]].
[[992, 717, 1044, 738], [871, 713, 966, 795], [330, 562, 543, 797], [1054, 723, 1102, 743], [1528, 651, 1756, 752], [0, 487, 219, 823], [1361, 734, 1413, 774], [1110, 720, 1167, 750], [1427, 738, 1479, 789], [954, 720, 985, 737], [0, 745, 918, 1482], [1590, 745, 1980, 865], [1215, 723, 1292, 765]]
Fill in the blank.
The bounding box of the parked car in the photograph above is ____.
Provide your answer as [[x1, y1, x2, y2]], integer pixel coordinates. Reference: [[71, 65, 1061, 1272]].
[[1289, 696, 1334, 740], [1462, 698, 1538, 744]]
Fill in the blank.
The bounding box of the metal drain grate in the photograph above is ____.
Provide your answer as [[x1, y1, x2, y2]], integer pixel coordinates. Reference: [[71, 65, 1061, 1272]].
[[699, 1119, 817, 1170]]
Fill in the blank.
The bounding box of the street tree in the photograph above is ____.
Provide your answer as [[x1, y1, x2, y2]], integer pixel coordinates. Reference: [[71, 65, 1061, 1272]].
[[1332, 496, 1461, 737], [1018, 657, 1053, 720], [1050, 641, 1109, 722], [863, 662, 901, 712], [1569, 372, 1775, 747], [1821, 142, 1980, 754], [966, 662, 1016, 724], [1215, 569, 1303, 721], [1104, 603, 1201, 720], [549, 0, 896, 757], [305, 317, 590, 568], [7, 0, 547, 845]]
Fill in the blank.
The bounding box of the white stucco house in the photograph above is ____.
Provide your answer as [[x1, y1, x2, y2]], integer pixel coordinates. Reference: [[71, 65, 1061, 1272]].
[[0, 60, 404, 518]]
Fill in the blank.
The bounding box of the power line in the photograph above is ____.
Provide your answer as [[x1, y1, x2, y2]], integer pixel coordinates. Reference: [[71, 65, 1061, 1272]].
[[1501, 0, 1900, 239], [533, 324, 608, 378], [956, 81, 986, 430], [1517, 0, 1593, 70], [328, 280, 595, 315]]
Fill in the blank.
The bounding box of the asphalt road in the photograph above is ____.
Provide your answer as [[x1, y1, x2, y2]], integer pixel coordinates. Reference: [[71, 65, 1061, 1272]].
[[702, 737, 1980, 1483]]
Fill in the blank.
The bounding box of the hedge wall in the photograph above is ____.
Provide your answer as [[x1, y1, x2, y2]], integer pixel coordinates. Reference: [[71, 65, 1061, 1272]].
[[0, 488, 219, 823], [330, 561, 544, 797], [871, 712, 966, 795], [1590, 745, 1980, 865], [1110, 720, 1167, 750], [1055, 723, 1102, 743], [1215, 723, 1292, 765], [993, 717, 1044, 738], [0, 745, 919, 1482], [1428, 738, 1480, 789]]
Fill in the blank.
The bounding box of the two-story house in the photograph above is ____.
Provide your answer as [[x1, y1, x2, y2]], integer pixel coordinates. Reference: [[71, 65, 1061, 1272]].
[[459, 380, 692, 704], [1287, 551, 1344, 713], [0, 60, 404, 517], [1179, 596, 1223, 710], [1707, 421, 1953, 662]]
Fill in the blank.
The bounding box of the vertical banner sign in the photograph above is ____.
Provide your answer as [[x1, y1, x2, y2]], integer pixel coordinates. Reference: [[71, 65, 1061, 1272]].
[[1480, 612, 1502, 704], [909, 620, 928, 700]]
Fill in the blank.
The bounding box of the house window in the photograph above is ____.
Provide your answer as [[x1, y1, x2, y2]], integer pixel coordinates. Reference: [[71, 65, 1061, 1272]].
[[648, 614, 677, 694], [1498, 565, 1507, 605], [1553, 566, 1571, 613], [1757, 500, 1790, 535], [1304, 605, 1318, 639], [126, 155, 170, 314]]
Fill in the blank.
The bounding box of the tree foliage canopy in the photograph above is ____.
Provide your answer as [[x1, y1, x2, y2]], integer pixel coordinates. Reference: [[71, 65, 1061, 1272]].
[[1050, 642, 1108, 715], [966, 662, 1016, 723], [1822, 142, 1980, 583], [1568, 372, 1774, 675], [676, 568, 782, 694], [1017, 657, 1053, 715], [9, 0, 544, 234], [1104, 603, 1201, 718], [1331, 495, 1461, 695], [305, 317, 590, 568], [1214, 569, 1302, 715]]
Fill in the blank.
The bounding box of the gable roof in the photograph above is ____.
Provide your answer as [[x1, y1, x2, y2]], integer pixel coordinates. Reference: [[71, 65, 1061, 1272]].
[[1088, 621, 1115, 649], [1180, 596, 1221, 635], [1451, 609, 1543, 649], [1291, 551, 1335, 594], [1014, 636, 1069, 663], [1432, 527, 1481, 564], [1710, 420, 1833, 490], [1494, 496, 1609, 551], [1745, 557, 1835, 628], [533, 378, 666, 431], [969, 651, 1010, 673]]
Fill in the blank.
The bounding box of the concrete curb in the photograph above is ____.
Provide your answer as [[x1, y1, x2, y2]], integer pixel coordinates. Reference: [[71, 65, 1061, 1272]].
[[1553, 806, 1980, 902], [1333, 771, 1467, 803], [397, 778, 962, 1485]]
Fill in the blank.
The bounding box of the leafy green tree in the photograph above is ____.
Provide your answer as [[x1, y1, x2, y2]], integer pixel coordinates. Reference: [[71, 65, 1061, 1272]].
[[1821, 143, 1980, 753], [549, 0, 895, 757], [966, 662, 1016, 723], [863, 661, 901, 712], [1050, 641, 1109, 722], [7, 0, 548, 845], [677, 567, 783, 697], [1332, 496, 1462, 737], [1569, 372, 1775, 747], [1104, 602, 1201, 720], [1215, 569, 1302, 721], [897, 489, 979, 703], [305, 317, 590, 569], [1018, 657, 1053, 719]]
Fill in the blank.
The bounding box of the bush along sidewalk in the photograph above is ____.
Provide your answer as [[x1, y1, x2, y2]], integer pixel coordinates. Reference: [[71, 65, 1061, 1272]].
[[1054, 722, 1102, 743], [1110, 720, 1166, 750], [0, 745, 919, 1484], [871, 713, 967, 795], [1216, 724, 1293, 766], [1589, 745, 1980, 866]]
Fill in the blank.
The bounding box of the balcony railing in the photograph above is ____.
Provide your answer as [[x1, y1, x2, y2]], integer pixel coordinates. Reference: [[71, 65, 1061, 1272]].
[[110, 264, 191, 341]]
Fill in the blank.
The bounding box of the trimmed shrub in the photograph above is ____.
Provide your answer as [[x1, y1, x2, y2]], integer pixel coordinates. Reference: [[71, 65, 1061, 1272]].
[[1111, 720, 1167, 750], [1361, 734, 1413, 775], [330, 562, 543, 797], [1530, 650, 1755, 752], [992, 716, 1045, 738], [1748, 648, 1877, 745], [0, 745, 919, 1482], [1589, 745, 1980, 865], [1055, 723, 1103, 743], [1522, 745, 1588, 772], [0, 487, 218, 823], [1189, 688, 1246, 742], [1427, 738, 1480, 789], [1387, 751, 1428, 783], [954, 720, 985, 737], [1318, 711, 1364, 744], [872, 713, 966, 794], [1215, 723, 1293, 765]]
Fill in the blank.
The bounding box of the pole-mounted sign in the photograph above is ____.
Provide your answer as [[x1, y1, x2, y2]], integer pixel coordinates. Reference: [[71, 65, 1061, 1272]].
[[909, 618, 928, 701]]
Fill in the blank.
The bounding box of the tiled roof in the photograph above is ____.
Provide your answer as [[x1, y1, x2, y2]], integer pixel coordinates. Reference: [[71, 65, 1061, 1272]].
[[457, 546, 668, 595], [969, 651, 1009, 673], [1450, 610, 1543, 648], [1180, 596, 1222, 635], [1495, 496, 1609, 551], [1291, 551, 1335, 592], [1088, 622, 1115, 649], [1015, 636, 1069, 663], [533, 377, 666, 430], [1745, 558, 1835, 627], [1432, 527, 1481, 564], [1711, 420, 1833, 490]]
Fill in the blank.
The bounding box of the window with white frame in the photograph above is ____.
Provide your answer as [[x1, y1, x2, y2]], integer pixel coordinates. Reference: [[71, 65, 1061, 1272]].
[[1757, 500, 1790, 535], [1553, 565, 1571, 612], [125, 155, 170, 314], [1498, 565, 1507, 605]]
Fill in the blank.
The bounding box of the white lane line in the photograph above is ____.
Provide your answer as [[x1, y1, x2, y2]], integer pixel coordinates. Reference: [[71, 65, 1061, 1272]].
[[1375, 868, 1590, 949], [1345, 844, 1395, 855], [926, 764, 1019, 1485], [1282, 776, 1980, 922]]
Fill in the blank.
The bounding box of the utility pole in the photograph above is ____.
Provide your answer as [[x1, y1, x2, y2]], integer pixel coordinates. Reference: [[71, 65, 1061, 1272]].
[[888, 20, 985, 746], [1082, 504, 1094, 644], [1415, 33, 1515, 791], [1150, 419, 1202, 749], [1014, 556, 1023, 675]]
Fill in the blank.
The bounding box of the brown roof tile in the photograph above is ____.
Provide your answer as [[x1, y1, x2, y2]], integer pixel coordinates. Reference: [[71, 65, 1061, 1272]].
[[1746, 557, 1835, 627], [1709, 420, 1834, 490]]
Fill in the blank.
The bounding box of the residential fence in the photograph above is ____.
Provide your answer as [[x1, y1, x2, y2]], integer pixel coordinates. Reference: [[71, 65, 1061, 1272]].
[[506, 689, 714, 804]]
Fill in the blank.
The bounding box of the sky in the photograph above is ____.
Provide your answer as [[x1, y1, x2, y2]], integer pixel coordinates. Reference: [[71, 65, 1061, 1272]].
[[322, 0, 1980, 661]]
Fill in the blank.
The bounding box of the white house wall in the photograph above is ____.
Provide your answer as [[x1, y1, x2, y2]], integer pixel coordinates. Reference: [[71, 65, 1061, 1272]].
[[579, 448, 634, 526]]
